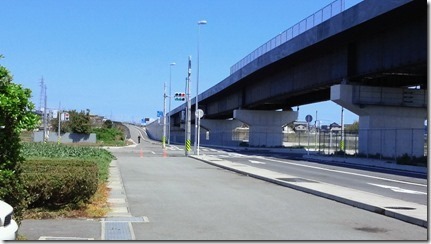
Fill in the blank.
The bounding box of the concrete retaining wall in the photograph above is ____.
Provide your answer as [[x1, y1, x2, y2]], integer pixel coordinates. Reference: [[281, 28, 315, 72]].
[[33, 131, 97, 143]]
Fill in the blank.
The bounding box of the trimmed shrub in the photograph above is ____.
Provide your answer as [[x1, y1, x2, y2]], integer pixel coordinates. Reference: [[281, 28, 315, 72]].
[[22, 158, 98, 208], [21, 142, 114, 182]]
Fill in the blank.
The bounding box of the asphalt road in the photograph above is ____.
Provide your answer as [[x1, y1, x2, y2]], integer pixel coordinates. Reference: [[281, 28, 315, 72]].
[[108, 124, 427, 240], [126, 124, 427, 205]]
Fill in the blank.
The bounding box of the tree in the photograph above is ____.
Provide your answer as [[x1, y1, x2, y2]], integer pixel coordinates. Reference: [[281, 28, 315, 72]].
[[345, 120, 359, 133], [51, 109, 91, 134], [69, 110, 91, 134], [103, 119, 113, 129], [0, 59, 39, 223]]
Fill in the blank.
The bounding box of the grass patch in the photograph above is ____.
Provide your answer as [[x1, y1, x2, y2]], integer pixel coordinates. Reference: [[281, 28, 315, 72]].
[[92, 126, 127, 146]]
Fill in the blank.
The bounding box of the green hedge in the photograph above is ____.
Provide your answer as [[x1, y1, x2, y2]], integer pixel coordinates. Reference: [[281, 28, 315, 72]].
[[21, 142, 114, 182], [22, 158, 98, 208]]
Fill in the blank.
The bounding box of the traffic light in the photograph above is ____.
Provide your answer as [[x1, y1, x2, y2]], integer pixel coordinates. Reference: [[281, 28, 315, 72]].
[[174, 92, 186, 101]]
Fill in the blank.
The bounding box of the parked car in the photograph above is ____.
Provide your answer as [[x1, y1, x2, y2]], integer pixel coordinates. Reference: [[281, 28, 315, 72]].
[[0, 200, 18, 240]]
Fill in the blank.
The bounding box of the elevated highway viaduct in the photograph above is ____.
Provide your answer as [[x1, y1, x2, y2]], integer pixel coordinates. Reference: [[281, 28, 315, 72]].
[[147, 0, 427, 158]]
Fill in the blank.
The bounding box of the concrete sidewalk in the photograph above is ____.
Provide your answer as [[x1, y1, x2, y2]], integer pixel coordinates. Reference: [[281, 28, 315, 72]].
[[190, 154, 427, 228]]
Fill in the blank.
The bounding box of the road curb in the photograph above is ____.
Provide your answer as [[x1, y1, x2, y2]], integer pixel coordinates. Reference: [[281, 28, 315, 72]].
[[190, 155, 427, 228]]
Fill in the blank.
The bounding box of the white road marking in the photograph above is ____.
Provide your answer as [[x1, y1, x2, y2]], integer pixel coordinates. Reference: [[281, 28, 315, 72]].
[[368, 183, 427, 195], [249, 160, 266, 164], [255, 157, 427, 187]]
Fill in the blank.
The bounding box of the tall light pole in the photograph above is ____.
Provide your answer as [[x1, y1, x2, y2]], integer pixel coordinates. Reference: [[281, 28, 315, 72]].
[[168, 62, 176, 145], [194, 19, 207, 155]]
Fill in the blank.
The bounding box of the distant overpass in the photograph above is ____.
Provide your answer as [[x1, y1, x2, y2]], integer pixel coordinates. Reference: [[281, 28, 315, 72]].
[[147, 0, 427, 158]]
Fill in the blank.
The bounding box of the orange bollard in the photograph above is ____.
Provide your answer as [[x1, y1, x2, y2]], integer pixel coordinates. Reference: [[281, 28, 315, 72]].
[[140, 149, 144, 158], [163, 150, 168, 158]]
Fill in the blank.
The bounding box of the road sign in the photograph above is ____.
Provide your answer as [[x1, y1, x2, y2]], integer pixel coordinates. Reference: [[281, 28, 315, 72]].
[[305, 114, 313, 123], [195, 109, 204, 119], [157, 111, 163, 117]]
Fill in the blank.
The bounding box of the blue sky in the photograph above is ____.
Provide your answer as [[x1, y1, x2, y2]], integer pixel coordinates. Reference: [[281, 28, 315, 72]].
[[1, 0, 362, 125]]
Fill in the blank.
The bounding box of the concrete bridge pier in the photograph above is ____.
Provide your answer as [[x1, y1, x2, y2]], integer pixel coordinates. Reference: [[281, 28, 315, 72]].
[[233, 109, 298, 147], [200, 119, 243, 147], [331, 84, 427, 158]]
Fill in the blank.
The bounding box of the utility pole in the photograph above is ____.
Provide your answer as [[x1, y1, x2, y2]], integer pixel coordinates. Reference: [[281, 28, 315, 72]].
[[168, 62, 175, 145], [340, 106, 345, 152], [57, 102, 61, 144], [185, 56, 192, 156], [315, 110, 318, 152], [39, 77, 44, 112], [162, 82, 167, 149], [43, 82, 48, 143]]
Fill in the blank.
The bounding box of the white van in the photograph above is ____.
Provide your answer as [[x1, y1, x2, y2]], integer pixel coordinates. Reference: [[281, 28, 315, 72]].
[[0, 200, 18, 240]]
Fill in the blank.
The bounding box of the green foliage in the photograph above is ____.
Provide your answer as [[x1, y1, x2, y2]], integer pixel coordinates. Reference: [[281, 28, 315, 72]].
[[396, 153, 427, 167], [92, 127, 125, 145], [69, 110, 91, 134], [22, 158, 98, 208], [51, 109, 91, 134], [103, 119, 113, 129], [21, 142, 115, 181], [345, 120, 359, 133], [0, 60, 38, 224]]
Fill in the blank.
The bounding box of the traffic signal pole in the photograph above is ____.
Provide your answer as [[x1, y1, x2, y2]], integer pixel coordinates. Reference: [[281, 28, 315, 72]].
[[185, 56, 192, 156]]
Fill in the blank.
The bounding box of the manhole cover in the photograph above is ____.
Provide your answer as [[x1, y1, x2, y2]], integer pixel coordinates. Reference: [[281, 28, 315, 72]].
[[277, 178, 318, 183], [385, 206, 416, 210]]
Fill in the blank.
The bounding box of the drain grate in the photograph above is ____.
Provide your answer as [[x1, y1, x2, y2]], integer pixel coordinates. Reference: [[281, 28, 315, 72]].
[[385, 206, 416, 210], [277, 178, 318, 183], [104, 222, 133, 240]]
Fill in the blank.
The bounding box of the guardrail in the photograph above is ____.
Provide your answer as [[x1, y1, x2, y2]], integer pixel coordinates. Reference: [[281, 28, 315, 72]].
[[230, 0, 346, 74]]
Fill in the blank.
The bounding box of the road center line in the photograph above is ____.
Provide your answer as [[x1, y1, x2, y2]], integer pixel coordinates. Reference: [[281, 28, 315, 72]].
[[259, 157, 427, 187]]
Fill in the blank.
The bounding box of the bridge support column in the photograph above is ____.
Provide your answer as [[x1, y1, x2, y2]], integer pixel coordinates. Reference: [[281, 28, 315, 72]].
[[233, 109, 298, 147], [200, 119, 243, 147], [331, 84, 427, 158]]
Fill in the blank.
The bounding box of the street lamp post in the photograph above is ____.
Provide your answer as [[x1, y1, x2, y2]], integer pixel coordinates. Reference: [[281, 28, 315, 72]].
[[168, 62, 176, 145], [194, 19, 207, 156]]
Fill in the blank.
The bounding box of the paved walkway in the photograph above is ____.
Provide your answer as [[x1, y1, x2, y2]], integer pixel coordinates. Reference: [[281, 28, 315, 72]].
[[190, 154, 427, 228]]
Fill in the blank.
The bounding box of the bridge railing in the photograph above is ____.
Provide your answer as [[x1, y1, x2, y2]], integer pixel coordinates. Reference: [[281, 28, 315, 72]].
[[230, 0, 345, 74]]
